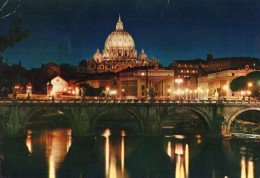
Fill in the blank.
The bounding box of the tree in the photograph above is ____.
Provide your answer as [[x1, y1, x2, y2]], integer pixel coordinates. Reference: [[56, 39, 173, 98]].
[[230, 76, 247, 92], [0, 19, 29, 51], [246, 71, 260, 97], [230, 71, 260, 98], [60, 63, 76, 81], [78, 84, 104, 97]]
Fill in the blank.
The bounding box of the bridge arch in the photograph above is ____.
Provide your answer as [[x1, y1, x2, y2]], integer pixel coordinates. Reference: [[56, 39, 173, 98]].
[[161, 106, 212, 133], [24, 106, 74, 129], [227, 107, 260, 132], [91, 107, 144, 134]]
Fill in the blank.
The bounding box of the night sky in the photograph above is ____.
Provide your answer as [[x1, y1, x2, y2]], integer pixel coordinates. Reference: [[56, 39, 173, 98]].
[[1, 0, 260, 69]]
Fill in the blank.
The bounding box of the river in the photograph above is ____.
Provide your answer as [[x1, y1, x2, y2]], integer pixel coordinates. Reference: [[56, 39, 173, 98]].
[[0, 128, 259, 178]]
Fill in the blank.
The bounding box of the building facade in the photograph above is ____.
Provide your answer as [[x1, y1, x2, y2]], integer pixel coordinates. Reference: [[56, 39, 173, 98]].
[[198, 69, 255, 99], [77, 15, 150, 74], [72, 16, 175, 99]]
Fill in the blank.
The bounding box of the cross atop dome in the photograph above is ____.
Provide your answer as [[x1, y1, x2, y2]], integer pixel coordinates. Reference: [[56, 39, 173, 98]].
[[116, 14, 124, 30]]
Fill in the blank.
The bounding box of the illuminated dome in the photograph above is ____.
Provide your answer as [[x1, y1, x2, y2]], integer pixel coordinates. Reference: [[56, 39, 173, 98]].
[[93, 49, 102, 61], [138, 49, 148, 59], [103, 15, 137, 59]]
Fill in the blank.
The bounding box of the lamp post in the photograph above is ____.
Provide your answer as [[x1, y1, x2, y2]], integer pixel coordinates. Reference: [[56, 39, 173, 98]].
[[197, 87, 202, 100], [167, 88, 171, 98], [194, 90, 197, 100], [241, 90, 245, 100], [247, 82, 253, 89], [110, 90, 117, 100], [189, 90, 192, 100], [205, 89, 209, 100], [223, 85, 228, 99], [26, 83, 32, 99], [247, 82, 253, 100], [175, 78, 183, 91], [185, 88, 188, 100], [13, 85, 19, 100], [106, 87, 110, 99], [47, 82, 53, 99], [121, 88, 125, 99]]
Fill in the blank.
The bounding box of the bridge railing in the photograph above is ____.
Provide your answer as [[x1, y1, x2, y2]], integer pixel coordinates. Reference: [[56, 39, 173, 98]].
[[0, 98, 259, 105]]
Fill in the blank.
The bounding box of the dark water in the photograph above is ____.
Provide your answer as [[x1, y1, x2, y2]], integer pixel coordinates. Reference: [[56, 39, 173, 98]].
[[0, 128, 259, 178]]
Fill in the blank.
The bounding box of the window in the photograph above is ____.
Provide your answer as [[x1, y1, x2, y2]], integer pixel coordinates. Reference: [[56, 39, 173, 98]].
[[232, 73, 235, 76], [141, 85, 145, 90]]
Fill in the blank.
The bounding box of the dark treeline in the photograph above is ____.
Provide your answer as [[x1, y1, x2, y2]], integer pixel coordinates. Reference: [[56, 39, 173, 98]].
[[0, 59, 77, 95]]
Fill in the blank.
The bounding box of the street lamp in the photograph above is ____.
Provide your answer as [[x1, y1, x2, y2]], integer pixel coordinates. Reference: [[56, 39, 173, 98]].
[[110, 90, 117, 100], [185, 88, 188, 100], [194, 90, 198, 100], [205, 89, 209, 100], [241, 90, 245, 100], [175, 78, 183, 91], [106, 87, 110, 98], [197, 87, 202, 100], [247, 82, 253, 88], [189, 90, 192, 100], [26, 83, 32, 99], [121, 88, 125, 98], [167, 88, 171, 98], [223, 85, 228, 99], [13, 84, 20, 100]]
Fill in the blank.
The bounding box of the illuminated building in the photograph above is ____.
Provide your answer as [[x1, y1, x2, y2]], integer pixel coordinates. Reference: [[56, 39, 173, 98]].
[[48, 76, 68, 96], [169, 54, 259, 92], [206, 55, 259, 73], [198, 69, 255, 99], [77, 15, 149, 74], [73, 16, 174, 99], [117, 66, 174, 99]]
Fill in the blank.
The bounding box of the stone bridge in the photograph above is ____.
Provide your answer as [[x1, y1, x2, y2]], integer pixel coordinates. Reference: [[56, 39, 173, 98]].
[[0, 99, 259, 138]]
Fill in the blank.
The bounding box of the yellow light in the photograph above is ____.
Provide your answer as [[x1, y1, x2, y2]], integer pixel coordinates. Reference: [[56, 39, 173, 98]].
[[167, 141, 171, 157], [248, 82, 253, 87], [175, 78, 183, 83], [223, 85, 228, 90], [102, 129, 111, 137]]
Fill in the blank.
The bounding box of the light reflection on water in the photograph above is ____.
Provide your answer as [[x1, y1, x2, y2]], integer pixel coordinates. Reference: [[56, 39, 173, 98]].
[[103, 129, 127, 178], [240, 147, 254, 178], [25, 129, 72, 178], [16, 129, 259, 178]]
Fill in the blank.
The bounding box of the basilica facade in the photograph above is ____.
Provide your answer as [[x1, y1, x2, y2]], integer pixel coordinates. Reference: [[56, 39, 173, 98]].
[[73, 16, 175, 99], [77, 16, 151, 73]]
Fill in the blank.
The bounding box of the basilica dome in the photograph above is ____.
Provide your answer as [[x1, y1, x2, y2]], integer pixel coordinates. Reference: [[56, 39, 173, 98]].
[[104, 16, 135, 51]]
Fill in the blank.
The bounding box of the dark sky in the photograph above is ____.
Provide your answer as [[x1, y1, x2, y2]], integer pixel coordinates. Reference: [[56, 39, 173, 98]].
[[1, 0, 260, 69]]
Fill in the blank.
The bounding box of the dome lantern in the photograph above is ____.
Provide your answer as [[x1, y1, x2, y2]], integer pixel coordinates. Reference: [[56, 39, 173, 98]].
[[116, 14, 124, 30]]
